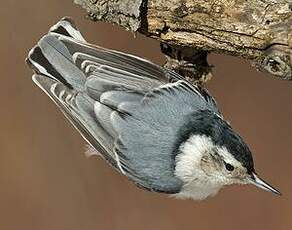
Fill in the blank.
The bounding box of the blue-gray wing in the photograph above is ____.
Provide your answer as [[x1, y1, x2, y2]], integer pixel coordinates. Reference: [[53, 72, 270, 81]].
[[27, 18, 221, 193], [104, 81, 219, 192]]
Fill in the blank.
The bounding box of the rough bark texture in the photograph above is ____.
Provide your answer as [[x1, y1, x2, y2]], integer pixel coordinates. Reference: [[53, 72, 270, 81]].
[[74, 0, 143, 31], [74, 0, 292, 82]]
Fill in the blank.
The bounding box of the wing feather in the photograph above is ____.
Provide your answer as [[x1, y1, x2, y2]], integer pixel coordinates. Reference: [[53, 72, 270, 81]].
[[32, 74, 119, 169], [27, 18, 222, 193]]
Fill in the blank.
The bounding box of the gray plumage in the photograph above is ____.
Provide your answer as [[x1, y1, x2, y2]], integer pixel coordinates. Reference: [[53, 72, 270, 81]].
[[27, 18, 280, 198], [27, 18, 219, 192]]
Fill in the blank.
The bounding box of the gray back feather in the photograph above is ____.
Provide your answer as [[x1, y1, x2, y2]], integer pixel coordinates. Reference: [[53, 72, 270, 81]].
[[27, 18, 221, 193]]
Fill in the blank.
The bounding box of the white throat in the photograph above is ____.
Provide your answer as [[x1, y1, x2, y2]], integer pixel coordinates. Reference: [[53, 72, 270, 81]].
[[173, 135, 224, 200]]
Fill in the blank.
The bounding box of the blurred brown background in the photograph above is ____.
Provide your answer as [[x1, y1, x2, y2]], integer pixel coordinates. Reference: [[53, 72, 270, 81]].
[[0, 1, 291, 230]]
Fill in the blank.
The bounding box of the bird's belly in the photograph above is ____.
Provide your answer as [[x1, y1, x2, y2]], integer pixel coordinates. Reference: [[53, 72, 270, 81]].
[[172, 180, 223, 200]]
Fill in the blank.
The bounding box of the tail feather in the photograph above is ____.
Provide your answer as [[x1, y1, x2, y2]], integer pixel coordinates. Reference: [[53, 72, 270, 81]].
[[26, 17, 192, 179], [27, 19, 87, 91], [27, 18, 118, 165], [49, 17, 86, 42], [32, 74, 118, 167]]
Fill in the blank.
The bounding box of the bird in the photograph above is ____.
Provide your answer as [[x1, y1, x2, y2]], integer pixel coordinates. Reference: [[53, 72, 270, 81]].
[[26, 17, 281, 200]]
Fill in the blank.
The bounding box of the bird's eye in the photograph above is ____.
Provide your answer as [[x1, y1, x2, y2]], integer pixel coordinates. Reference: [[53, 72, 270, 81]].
[[224, 162, 234, 172]]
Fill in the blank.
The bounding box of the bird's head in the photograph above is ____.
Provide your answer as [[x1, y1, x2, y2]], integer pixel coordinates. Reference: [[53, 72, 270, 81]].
[[173, 110, 281, 200]]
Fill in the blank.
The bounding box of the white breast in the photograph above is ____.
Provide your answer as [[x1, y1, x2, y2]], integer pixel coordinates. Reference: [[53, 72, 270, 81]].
[[172, 180, 222, 200]]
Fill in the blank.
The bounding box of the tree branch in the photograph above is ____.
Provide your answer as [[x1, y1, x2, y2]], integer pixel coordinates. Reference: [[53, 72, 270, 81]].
[[74, 0, 292, 82]]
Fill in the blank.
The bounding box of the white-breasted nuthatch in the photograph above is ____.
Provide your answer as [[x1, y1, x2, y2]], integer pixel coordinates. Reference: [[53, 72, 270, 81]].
[[26, 18, 281, 200]]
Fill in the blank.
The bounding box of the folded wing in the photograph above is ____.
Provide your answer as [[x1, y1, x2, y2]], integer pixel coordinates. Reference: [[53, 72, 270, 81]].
[[27, 17, 221, 193]]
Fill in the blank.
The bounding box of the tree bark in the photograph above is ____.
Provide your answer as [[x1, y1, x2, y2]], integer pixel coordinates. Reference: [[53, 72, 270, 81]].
[[74, 0, 292, 82]]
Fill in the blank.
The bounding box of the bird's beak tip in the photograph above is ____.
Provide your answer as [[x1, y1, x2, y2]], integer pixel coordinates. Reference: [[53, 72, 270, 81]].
[[249, 172, 281, 196]]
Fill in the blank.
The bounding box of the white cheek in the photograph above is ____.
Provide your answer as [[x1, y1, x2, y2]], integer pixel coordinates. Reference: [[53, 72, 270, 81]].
[[174, 135, 224, 200], [174, 135, 213, 182]]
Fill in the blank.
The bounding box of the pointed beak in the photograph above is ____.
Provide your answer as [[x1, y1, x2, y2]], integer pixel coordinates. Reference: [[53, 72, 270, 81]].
[[248, 173, 281, 196]]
